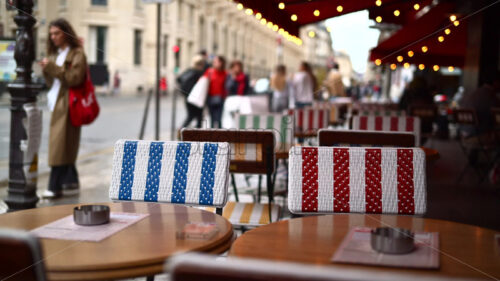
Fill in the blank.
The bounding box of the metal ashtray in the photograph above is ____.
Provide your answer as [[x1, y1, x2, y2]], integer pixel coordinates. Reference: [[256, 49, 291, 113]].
[[370, 227, 415, 254], [73, 205, 110, 226]]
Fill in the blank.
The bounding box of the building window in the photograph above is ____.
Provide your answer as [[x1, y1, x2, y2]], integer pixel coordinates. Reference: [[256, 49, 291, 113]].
[[91, 0, 107, 6], [89, 26, 107, 64], [199, 16, 205, 50], [134, 30, 142, 65], [178, 0, 183, 24]]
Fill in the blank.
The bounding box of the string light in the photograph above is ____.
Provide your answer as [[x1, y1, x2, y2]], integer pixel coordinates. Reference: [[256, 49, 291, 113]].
[[267, 22, 273, 29], [291, 14, 298, 21], [444, 28, 451, 35], [438, 36, 444, 42], [414, 4, 420, 10], [453, 20, 460, 26], [326, 27, 332, 32], [260, 18, 267, 25], [255, 13, 262, 20], [404, 62, 410, 69], [245, 8, 253, 15], [421, 46, 428, 53], [308, 30, 316, 38], [237, 3, 243, 10], [337, 5, 343, 13], [278, 28, 284, 35], [397, 56, 403, 62], [390, 64, 397, 70], [273, 24, 279, 31], [376, 16, 382, 23], [449, 15, 457, 21], [408, 50, 414, 57], [433, 65, 440, 71], [314, 10, 320, 16], [418, 64, 425, 70], [278, 2, 285, 9], [375, 59, 382, 66], [375, 0, 382, 6], [394, 10, 400, 17], [448, 66, 455, 72]]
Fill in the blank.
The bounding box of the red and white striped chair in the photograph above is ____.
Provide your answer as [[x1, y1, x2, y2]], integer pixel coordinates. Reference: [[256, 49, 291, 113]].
[[287, 107, 330, 139], [288, 146, 426, 215], [351, 116, 421, 146]]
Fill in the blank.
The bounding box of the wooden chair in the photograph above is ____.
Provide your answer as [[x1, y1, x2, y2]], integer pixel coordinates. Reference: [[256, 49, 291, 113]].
[[288, 146, 427, 215], [351, 115, 422, 146], [0, 228, 47, 281], [167, 253, 441, 281], [318, 129, 415, 147], [109, 140, 231, 215], [181, 129, 279, 226]]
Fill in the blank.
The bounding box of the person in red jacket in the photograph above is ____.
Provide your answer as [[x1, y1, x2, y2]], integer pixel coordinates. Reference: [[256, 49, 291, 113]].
[[204, 55, 227, 128]]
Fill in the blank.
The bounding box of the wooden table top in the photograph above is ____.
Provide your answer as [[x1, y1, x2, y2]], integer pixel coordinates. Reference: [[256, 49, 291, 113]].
[[229, 214, 500, 280], [0, 202, 233, 281]]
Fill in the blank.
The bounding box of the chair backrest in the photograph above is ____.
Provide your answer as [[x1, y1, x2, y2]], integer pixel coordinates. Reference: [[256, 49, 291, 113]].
[[288, 146, 426, 215], [109, 140, 230, 208], [181, 129, 275, 175], [318, 129, 415, 147], [167, 253, 456, 281], [0, 228, 47, 281], [312, 101, 340, 124], [351, 115, 421, 146], [453, 109, 478, 125], [235, 113, 294, 149], [354, 109, 406, 117], [287, 107, 329, 134]]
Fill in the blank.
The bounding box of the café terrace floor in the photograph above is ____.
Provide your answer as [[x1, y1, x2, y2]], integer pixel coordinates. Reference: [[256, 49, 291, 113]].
[[0, 137, 499, 280]]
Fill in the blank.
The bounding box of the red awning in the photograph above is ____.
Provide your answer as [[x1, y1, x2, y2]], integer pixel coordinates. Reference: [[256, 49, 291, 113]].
[[367, 0, 433, 25], [369, 2, 466, 67]]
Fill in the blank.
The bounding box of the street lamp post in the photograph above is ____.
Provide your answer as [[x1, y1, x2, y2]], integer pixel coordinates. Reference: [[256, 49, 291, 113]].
[[5, 0, 44, 211]]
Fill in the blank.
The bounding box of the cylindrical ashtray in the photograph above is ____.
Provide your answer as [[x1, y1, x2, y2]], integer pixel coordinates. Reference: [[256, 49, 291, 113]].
[[370, 227, 415, 254], [74, 205, 110, 226]]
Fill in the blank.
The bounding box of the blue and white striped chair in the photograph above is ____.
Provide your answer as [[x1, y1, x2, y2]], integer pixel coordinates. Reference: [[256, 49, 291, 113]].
[[109, 140, 231, 214]]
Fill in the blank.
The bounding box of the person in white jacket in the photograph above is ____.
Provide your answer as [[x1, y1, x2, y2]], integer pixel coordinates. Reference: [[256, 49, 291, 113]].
[[292, 62, 316, 108]]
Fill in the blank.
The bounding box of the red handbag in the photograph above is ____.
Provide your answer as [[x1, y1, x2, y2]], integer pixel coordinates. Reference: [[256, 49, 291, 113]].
[[69, 68, 100, 127]]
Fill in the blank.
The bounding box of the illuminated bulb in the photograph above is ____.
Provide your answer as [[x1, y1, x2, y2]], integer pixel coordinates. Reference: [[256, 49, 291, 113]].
[[404, 62, 410, 69], [394, 10, 400, 17], [449, 15, 457, 21], [414, 4, 420, 10], [308, 31, 316, 38], [260, 18, 267, 25], [298, 39, 303, 46], [390, 64, 397, 70], [245, 8, 253, 15], [273, 24, 279, 31], [421, 46, 428, 53], [255, 13, 262, 20], [375, 0, 382, 7], [267, 22, 273, 29], [291, 14, 298, 21], [278, 2, 285, 9], [433, 65, 440, 71], [375, 59, 382, 66], [438, 36, 444, 42], [448, 66, 454, 72], [445, 28, 451, 35], [453, 20, 460, 26], [408, 50, 414, 57], [397, 56, 403, 62], [314, 10, 320, 16], [418, 64, 425, 70], [376, 16, 382, 23], [278, 28, 284, 34], [236, 3, 243, 10], [337, 5, 343, 12], [326, 26, 332, 32]]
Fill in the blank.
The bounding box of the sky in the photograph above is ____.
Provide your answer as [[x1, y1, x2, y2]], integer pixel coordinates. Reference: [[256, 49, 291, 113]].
[[325, 10, 380, 74]]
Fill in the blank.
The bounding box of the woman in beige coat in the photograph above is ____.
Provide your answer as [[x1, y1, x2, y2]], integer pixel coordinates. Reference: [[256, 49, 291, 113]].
[[40, 18, 87, 198]]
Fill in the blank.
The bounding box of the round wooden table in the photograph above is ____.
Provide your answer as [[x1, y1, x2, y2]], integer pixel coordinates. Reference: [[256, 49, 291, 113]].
[[229, 214, 500, 280], [0, 202, 233, 281]]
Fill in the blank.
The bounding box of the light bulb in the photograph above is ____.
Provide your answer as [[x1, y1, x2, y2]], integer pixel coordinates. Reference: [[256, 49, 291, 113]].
[[375, 59, 382, 66], [397, 55, 403, 62], [421, 46, 428, 53], [278, 2, 285, 9], [291, 14, 297, 21], [394, 10, 400, 17], [314, 10, 320, 16], [337, 6, 343, 13]]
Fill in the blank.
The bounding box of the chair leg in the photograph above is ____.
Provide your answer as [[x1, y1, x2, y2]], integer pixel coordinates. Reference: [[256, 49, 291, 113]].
[[216, 208, 223, 216], [257, 175, 262, 203], [267, 173, 274, 223], [231, 174, 239, 202], [146, 276, 155, 281]]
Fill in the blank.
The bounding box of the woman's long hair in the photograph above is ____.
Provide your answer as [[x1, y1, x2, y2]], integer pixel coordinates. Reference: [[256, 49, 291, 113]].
[[301, 61, 317, 92], [271, 65, 287, 92], [46, 18, 81, 55]]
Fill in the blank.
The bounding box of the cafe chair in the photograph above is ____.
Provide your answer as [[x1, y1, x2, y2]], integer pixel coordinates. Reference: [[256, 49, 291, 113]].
[[351, 115, 422, 146], [312, 101, 342, 126], [352, 109, 406, 117], [109, 140, 231, 215], [167, 252, 447, 281], [182, 129, 280, 227], [0, 228, 47, 281], [288, 146, 427, 215], [318, 129, 416, 147], [287, 107, 330, 144]]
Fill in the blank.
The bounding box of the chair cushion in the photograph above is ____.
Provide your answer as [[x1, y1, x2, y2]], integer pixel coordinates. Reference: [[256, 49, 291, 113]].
[[109, 140, 230, 208], [288, 147, 426, 215]]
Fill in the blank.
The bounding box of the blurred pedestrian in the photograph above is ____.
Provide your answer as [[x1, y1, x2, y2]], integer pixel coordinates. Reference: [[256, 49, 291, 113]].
[[39, 18, 87, 198], [178, 55, 205, 128], [160, 76, 168, 96], [204, 55, 227, 128], [199, 49, 211, 72], [292, 61, 316, 108], [112, 70, 120, 96], [226, 60, 250, 96], [270, 64, 290, 112], [324, 63, 345, 98]]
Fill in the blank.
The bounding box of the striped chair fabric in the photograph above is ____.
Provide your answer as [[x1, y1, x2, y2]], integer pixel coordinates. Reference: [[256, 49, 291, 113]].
[[204, 202, 280, 226], [235, 113, 294, 149], [311, 101, 341, 124], [351, 115, 421, 146], [287, 107, 330, 136], [357, 110, 406, 116], [109, 140, 230, 208], [288, 146, 427, 215]]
